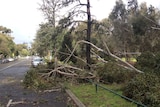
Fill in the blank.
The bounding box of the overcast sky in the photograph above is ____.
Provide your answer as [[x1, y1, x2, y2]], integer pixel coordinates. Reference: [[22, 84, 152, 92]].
[[0, 0, 159, 44]]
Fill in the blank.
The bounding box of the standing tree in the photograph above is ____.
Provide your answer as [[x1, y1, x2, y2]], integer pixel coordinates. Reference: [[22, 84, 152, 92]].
[[86, 0, 91, 69], [109, 0, 134, 58], [127, 1, 160, 52], [39, 0, 62, 27], [0, 30, 15, 58], [59, 0, 92, 69], [39, 0, 92, 69], [127, 0, 138, 14]]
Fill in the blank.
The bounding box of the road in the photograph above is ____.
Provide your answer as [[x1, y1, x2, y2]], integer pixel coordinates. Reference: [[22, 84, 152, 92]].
[[0, 59, 30, 83], [0, 58, 67, 107]]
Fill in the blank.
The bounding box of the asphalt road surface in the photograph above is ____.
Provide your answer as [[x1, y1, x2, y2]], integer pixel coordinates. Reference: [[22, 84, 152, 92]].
[[0, 58, 67, 107]]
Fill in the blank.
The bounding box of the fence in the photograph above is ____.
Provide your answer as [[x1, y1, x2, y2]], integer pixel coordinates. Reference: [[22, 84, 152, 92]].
[[86, 79, 147, 107]]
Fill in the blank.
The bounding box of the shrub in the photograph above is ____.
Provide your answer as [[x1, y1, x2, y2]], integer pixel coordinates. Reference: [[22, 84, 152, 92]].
[[123, 73, 160, 107], [154, 52, 160, 73], [23, 69, 38, 88], [23, 68, 56, 90], [135, 51, 155, 72], [135, 51, 160, 74], [97, 62, 136, 84]]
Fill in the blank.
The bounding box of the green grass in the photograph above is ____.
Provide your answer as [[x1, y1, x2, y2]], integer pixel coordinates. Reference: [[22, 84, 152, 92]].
[[68, 83, 136, 107]]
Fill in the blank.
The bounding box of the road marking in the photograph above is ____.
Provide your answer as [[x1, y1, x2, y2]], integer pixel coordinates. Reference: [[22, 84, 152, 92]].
[[0, 60, 25, 72]]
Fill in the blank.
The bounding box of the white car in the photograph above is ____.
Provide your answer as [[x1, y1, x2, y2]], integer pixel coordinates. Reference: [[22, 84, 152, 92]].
[[31, 57, 44, 67], [8, 58, 14, 62]]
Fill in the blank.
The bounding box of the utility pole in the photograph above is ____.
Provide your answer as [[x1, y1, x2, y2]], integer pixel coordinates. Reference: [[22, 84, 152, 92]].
[[86, 0, 91, 69]]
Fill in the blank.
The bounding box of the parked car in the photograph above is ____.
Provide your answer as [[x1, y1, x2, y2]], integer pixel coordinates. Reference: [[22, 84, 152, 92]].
[[2, 59, 9, 63], [8, 58, 14, 62], [31, 57, 44, 67]]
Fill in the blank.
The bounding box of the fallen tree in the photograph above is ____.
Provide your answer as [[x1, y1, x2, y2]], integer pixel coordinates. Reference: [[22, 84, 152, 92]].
[[37, 40, 143, 80]]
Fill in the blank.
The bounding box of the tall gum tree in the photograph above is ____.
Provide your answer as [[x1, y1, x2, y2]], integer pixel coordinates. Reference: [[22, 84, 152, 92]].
[[39, 0, 63, 27], [63, 0, 92, 69], [39, 0, 92, 69]]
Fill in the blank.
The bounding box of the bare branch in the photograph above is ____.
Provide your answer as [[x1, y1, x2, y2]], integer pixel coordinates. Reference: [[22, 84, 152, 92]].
[[7, 99, 12, 107], [91, 51, 108, 63], [65, 40, 106, 64], [141, 14, 160, 27], [78, 0, 87, 6], [66, 40, 143, 73], [151, 26, 160, 30], [102, 39, 143, 73], [56, 69, 77, 76], [64, 45, 87, 65], [43, 88, 61, 93]]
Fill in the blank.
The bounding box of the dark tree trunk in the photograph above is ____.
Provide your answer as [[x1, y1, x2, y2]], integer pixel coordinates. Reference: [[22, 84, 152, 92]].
[[86, 0, 91, 69]]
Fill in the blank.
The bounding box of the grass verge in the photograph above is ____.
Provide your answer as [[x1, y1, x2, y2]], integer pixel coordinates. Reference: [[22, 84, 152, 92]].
[[67, 83, 136, 107]]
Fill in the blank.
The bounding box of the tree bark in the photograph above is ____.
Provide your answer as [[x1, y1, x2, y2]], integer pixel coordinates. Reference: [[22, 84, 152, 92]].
[[86, 0, 91, 70]]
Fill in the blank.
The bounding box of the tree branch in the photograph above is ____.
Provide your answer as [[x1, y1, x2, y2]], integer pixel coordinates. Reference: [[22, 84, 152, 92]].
[[151, 26, 160, 30], [102, 39, 143, 73]]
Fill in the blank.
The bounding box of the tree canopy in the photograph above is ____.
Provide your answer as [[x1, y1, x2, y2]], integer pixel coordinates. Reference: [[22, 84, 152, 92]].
[[33, 0, 160, 68], [0, 25, 30, 58], [0, 26, 15, 58]]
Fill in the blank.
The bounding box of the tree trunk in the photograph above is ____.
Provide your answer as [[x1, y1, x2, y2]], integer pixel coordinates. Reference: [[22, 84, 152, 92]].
[[86, 0, 91, 70]]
